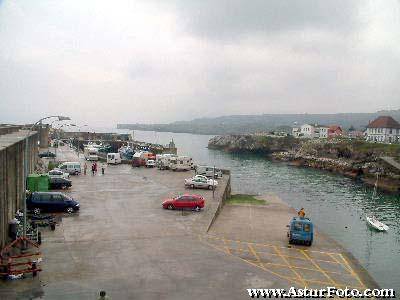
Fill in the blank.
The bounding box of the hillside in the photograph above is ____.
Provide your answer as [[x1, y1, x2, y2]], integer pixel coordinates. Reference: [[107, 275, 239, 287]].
[[118, 109, 400, 135]]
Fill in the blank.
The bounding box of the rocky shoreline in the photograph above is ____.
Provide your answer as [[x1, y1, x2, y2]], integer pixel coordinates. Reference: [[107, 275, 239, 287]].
[[208, 135, 400, 194]]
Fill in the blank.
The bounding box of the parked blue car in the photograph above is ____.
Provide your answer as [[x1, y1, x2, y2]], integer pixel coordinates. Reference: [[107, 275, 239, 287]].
[[287, 217, 313, 246], [27, 192, 80, 215]]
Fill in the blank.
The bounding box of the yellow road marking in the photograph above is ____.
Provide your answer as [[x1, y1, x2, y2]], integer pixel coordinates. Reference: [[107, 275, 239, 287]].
[[200, 235, 299, 284], [301, 250, 338, 286], [273, 246, 308, 288], [205, 234, 342, 256], [222, 237, 231, 254], [246, 243, 300, 284], [339, 254, 366, 289], [201, 234, 366, 290], [223, 246, 339, 265], [329, 253, 353, 274], [245, 259, 349, 276]]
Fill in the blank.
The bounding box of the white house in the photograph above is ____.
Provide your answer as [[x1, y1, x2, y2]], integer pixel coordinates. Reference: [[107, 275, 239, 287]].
[[300, 124, 317, 138], [318, 126, 329, 138], [292, 127, 300, 137], [366, 116, 400, 143]]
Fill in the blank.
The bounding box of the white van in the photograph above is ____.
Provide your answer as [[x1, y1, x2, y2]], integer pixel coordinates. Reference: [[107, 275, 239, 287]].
[[58, 162, 81, 175], [170, 156, 192, 171], [84, 147, 99, 161], [107, 153, 122, 164], [196, 165, 223, 178]]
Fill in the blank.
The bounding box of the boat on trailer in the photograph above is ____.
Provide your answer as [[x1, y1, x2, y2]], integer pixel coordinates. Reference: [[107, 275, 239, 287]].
[[366, 215, 389, 231]]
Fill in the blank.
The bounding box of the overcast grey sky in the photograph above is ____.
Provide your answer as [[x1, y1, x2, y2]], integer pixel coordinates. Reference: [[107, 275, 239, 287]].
[[0, 0, 399, 126]]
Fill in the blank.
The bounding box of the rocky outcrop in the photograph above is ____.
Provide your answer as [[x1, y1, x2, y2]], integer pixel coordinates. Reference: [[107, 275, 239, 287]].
[[209, 135, 400, 193], [208, 135, 299, 154]]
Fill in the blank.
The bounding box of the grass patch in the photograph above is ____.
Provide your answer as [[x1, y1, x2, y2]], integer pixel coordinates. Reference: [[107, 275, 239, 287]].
[[48, 161, 58, 171], [352, 140, 400, 155], [226, 194, 266, 205]]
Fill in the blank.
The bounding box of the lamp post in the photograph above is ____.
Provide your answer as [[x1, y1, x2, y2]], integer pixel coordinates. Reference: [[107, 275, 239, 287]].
[[53, 123, 75, 158], [23, 116, 70, 243]]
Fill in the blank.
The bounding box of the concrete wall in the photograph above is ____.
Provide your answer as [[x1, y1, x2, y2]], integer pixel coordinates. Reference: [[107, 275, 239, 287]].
[[38, 124, 49, 148], [206, 171, 231, 232], [0, 130, 38, 248]]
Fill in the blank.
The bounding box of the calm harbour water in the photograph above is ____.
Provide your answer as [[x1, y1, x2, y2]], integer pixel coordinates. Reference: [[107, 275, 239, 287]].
[[100, 128, 400, 290]]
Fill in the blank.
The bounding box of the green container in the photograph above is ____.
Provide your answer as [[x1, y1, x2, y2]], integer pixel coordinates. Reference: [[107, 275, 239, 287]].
[[27, 174, 50, 192]]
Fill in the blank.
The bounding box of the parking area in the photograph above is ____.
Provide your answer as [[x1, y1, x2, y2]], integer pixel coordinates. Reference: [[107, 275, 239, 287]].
[[207, 194, 376, 291], [0, 146, 272, 299], [0, 146, 377, 299]]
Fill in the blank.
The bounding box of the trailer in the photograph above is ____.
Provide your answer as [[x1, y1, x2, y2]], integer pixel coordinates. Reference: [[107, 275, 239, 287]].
[[156, 154, 177, 170], [84, 147, 99, 161], [170, 156, 193, 171]]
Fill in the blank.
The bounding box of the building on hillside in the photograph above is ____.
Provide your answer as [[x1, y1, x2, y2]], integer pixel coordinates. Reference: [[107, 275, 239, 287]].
[[366, 116, 400, 143], [318, 126, 329, 138], [328, 125, 343, 138], [300, 124, 317, 138], [348, 130, 365, 139], [292, 127, 300, 137]]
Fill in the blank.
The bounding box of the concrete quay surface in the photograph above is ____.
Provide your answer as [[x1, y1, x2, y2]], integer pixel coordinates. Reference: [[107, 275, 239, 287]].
[[208, 195, 379, 292], [0, 146, 377, 299]]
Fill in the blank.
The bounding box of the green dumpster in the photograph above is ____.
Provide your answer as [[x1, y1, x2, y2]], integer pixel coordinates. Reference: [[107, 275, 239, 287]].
[[27, 174, 50, 192]]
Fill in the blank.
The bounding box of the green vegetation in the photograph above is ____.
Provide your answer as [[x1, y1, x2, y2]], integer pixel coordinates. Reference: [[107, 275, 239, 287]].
[[352, 140, 400, 156], [48, 161, 58, 171], [226, 194, 266, 205]]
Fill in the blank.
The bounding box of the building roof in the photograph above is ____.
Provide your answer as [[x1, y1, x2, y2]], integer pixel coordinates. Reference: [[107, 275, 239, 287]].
[[328, 125, 342, 131], [367, 116, 400, 129]]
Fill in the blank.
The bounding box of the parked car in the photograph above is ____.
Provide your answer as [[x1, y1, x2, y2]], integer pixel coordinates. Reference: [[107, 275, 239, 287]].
[[162, 194, 205, 211], [48, 168, 70, 179], [184, 175, 218, 189], [49, 177, 72, 190], [195, 165, 223, 178], [58, 162, 81, 175], [27, 192, 80, 214], [146, 159, 156, 168], [38, 151, 56, 158]]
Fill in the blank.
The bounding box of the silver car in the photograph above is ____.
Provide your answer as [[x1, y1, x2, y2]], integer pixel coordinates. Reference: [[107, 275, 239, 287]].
[[184, 175, 218, 190], [48, 168, 70, 179]]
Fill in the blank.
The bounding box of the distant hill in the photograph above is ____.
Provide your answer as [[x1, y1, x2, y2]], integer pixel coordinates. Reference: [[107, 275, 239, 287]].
[[117, 109, 400, 135]]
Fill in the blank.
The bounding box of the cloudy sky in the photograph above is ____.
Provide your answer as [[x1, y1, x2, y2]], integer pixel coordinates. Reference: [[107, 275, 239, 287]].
[[0, 0, 399, 126]]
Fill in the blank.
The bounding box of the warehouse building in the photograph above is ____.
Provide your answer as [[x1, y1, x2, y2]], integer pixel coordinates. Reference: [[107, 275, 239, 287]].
[[0, 126, 38, 248]]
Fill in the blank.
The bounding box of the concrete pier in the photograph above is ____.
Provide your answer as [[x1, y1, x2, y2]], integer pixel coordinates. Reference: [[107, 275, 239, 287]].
[[208, 194, 379, 290]]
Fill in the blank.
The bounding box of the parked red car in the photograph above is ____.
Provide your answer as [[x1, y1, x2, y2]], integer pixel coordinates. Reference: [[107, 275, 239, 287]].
[[162, 194, 205, 211]]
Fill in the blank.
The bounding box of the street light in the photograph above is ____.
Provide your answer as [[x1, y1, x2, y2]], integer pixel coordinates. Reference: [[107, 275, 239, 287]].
[[23, 115, 70, 243], [53, 123, 75, 157]]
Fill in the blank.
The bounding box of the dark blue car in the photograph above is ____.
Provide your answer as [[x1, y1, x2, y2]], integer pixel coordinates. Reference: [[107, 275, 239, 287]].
[[27, 192, 80, 215]]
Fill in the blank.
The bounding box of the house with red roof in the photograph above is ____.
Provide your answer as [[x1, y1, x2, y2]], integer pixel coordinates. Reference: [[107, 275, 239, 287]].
[[366, 116, 400, 143], [327, 125, 343, 138]]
